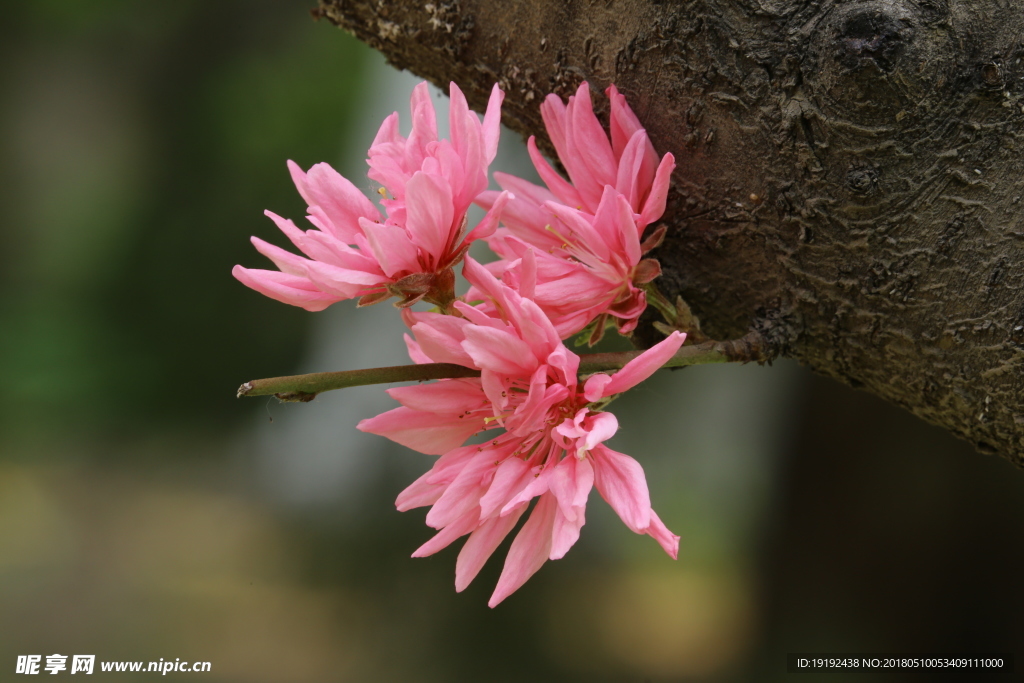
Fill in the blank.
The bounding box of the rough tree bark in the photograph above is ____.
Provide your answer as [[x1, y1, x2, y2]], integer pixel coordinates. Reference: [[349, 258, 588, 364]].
[[316, 0, 1024, 466]]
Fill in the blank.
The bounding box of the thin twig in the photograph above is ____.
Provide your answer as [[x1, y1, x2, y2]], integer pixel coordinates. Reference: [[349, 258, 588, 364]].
[[237, 330, 772, 402]]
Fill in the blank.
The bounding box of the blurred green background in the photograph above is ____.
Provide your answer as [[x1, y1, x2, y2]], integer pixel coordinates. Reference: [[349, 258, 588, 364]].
[[1, 2, 1021, 681]]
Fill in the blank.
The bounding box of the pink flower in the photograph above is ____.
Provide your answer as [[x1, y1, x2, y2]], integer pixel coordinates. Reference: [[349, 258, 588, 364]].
[[476, 82, 674, 339], [479, 186, 664, 339], [358, 256, 684, 606], [233, 81, 510, 312], [485, 82, 674, 230]]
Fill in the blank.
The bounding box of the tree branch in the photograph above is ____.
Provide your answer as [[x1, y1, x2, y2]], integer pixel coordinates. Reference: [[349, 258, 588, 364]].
[[238, 332, 772, 402]]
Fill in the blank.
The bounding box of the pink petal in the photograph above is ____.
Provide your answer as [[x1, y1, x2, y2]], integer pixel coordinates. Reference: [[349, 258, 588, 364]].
[[250, 236, 310, 277], [638, 153, 675, 230], [301, 162, 381, 242], [489, 493, 557, 607], [357, 406, 482, 455], [615, 129, 657, 214], [538, 93, 568, 161], [643, 509, 680, 559], [548, 455, 594, 523], [463, 190, 511, 246], [481, 191, 562, 251], [359, 218, 420, 278], [549, 502, 586, 560], [500, 465, 554, 516], [462, 255, 513, 314], [405, 82, 438, 167], [565, 82, 617, 208], [303, 260, 386, 298], [395, 477, 446, 511], [231, 266, 339, 311], [606, 84, 644, 158], [516, 248, 537, 300], [286, 159, 313, 206], [581, 374, 612, 402], [481, 83, 505, 164], [404, 172, 455, 263], [584, 331, 685, 401], [370, 111, 401, 149], [425, 450, 497, 529], [462, 326, 538, 376], [410, 315, 474, 367], [582, 412, 619, 453], [505, 374, 569, 438], [412, 508, 480, 557], [448, 82, 484, 181], [396, 445, 478, 512], [404, 333, 433, 365], [366, 153, 409, 200], [492, 171, 556, 207], [387, 378, 487, 414], [591, 444, 652, 533], [544, 201, 611, 263], [527, 136, 583, 208], [455, 506, 525, 592], [478, 456, 533, 519]]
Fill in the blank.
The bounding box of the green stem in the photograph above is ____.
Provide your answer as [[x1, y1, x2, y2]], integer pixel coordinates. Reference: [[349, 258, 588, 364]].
[[237, 331, 771, 402]]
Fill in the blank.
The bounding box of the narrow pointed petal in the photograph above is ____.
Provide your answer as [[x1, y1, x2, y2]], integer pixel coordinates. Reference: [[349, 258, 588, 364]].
[[565, 82, 617, 196], [527, 137, 583, 208], [396, 445, 478, 512], [606, 84, 644, 157], [250, 236, 310, 277], [462, 326, 538, 376], [548, 455, 594, 522], [478, 456, 532, 519], [463, 190, 511, 244], [394, 477, 446, 511], [591, 444, 652, 532], [500, 466, 554, 515], [638, 153, 675, 229], [357, 406, 481, 455], [584, 331, 685, 401], [481, 83, 505, 164], [412, 508, 480, 557], [448, 81, 484, 180], [232, 266, 339, 311], [538, 94, 569, 163], [425, 451, 497, 529], [492, 172, 556, 207], [302, 162, 381, 241], [549, 503, 586, 560], [286, 159, 313, 205], [404, 333, 433, 365], [410, 316, 475, 367], [615, 130, 657, 213], [643, 509, 680, 559], [387, 378, 487, 415], [455, 506, 525, 592], [370, 111, 401, 149], [404, 172, 455, 263], [489, 493, 557, 607], [304, 260, 386, 298]]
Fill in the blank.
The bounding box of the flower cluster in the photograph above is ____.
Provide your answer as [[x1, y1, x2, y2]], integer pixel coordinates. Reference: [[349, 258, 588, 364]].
[[234, 80, 681, 605], [232, 81, 509, 312], [477, 82, 675, 340]]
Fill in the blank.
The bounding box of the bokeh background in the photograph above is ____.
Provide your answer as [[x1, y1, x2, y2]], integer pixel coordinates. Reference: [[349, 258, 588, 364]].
[[1, 2, 1022, 681]]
